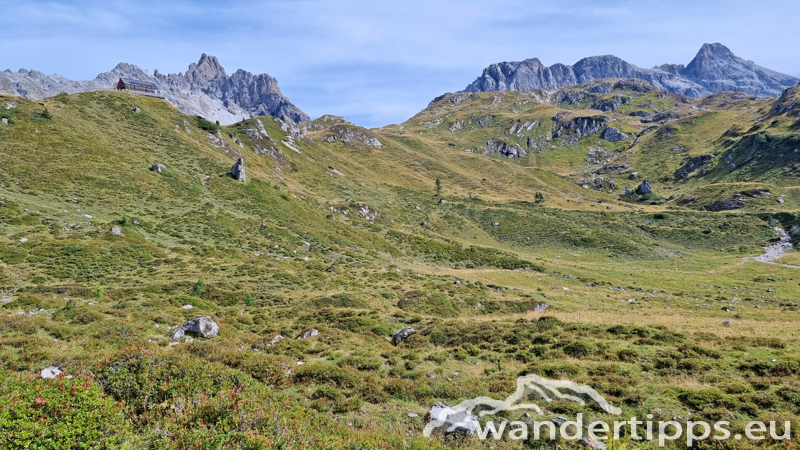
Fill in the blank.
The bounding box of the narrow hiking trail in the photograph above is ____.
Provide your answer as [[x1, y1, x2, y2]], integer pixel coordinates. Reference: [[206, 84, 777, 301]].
[[741, 226, 797, 267]]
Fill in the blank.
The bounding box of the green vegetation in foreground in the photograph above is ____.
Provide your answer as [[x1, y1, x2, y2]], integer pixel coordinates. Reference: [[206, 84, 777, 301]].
[[0, 85, 800, 449]]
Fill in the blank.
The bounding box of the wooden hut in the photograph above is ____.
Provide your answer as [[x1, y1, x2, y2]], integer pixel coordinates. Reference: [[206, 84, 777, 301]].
[[116, 78, 158, 95]]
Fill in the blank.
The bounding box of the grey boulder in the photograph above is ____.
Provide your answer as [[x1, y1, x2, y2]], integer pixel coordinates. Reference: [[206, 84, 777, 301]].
[[41, 366, 62, 379], [392, 326, 415, 346], [428, 401, 479, 434], [636, 181, 653, 195], [298, 328, 319, 339], [231, 157, 246, 182], [171, 316, 220, 339]]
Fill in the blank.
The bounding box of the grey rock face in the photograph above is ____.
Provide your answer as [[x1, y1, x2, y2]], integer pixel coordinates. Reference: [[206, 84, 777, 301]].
[[533, 302, 550, 313], [392, 326, 415, 346], [325, 125, 382, 148], [171, 316, 220, 339], [462, 43, 798, 99], [640, 112, 682, 123], [0, 54, 309, 125], [706, 195, 747, 211], [591, 96, 627, 112], [636, 181, 653, 195], [448, 93, 473, 104], [231, 157, 246, 182], [675, 155, 712, 178], [624, 186, 632, 195], [773, 83, 800, 116], [602, 127, 628, 142], [484, 139, 527, 158], [587, 147, 612, 165], [298, 328, 319, 339], [554, 113, 605, 137]]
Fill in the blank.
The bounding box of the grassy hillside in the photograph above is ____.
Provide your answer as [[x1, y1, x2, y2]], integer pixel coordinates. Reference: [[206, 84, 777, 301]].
[[1, 84, 800, 449]]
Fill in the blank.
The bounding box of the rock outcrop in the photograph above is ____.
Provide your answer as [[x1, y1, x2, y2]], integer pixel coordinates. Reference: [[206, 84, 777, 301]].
[[635, 181, 653, 195], [0, 54, 309, 125], [461, 43, 797, 99], [773, 83, 800, 116], [231, 158, 246, 182], [675, 155, 712, 179], [324, 125, 382, 148], [553, 113, 606, 137], [483, 139, 527, 158], [602, 127, 628, 142]]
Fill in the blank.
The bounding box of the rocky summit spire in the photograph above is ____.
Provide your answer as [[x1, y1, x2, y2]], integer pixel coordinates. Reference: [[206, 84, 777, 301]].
[[678, 43, 798, 96]]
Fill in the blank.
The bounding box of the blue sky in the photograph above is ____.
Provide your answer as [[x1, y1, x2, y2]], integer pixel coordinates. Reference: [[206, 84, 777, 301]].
[[1, 0, 798, 127]]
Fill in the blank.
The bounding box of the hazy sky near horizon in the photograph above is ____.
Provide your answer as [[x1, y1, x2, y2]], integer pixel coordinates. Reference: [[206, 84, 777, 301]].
[[1, 0, 798, 127]]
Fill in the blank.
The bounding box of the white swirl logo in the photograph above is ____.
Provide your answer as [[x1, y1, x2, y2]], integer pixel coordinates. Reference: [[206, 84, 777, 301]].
[[423, 374, 621, 438]]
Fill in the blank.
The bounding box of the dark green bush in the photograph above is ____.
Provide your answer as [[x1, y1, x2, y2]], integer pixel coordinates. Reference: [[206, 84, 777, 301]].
[[191, 277, 206, 296], [96, 349, 249, 424], [314, 294, 369, 309], [0, 370, 131, 448], [196, 116, 219, 134]]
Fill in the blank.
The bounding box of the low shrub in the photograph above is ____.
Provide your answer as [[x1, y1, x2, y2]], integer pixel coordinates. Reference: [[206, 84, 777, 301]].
[[0, 370, 131, 449]]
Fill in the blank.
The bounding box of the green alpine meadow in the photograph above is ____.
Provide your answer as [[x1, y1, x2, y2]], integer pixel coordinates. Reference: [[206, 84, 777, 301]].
[[2, 3, 800, 448]]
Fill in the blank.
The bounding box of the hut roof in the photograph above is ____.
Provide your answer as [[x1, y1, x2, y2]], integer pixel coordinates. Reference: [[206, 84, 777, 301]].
[[122, 79, 157, 90]]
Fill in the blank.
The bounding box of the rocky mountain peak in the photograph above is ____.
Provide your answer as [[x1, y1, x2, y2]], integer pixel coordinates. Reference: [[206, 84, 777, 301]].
[[0, 54, 308, 125], [698, 42, 735, 57], [195, 54, 225, 73], [459, 43, 798, 100], [185, 54, 227, 86], [679, 43, 798, 96], [683, 43, 739, 81]]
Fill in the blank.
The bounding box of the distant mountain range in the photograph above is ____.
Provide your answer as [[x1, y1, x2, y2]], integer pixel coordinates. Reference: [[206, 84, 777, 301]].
[[2, 43, 796, 126], [0, 54, 309, 125], [463, 43, 798, 98]]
